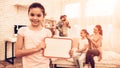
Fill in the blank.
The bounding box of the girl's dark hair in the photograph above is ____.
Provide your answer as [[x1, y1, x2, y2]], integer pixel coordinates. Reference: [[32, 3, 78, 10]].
[[60, 15, 64, 19], [81, 29, 89, 35], [95, 25, 103, 35], [28, 2, 46, 16]]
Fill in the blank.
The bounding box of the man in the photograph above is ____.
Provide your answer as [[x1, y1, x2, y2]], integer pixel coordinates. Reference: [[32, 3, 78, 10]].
[[56, 15, 71, 37]]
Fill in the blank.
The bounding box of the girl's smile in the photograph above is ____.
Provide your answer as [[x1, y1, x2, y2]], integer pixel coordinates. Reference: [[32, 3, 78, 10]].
[[28, 7, 44, 27]]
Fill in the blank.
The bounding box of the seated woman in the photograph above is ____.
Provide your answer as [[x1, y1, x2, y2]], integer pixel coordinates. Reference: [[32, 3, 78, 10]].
[[70, 29, 89, 68], [84, 25, 103, 68]]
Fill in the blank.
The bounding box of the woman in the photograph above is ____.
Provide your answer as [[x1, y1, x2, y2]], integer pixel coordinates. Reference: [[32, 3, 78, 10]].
[[84, 25, 103, 68], [15, 2, 52, 68], [70, 29, 89, 68]]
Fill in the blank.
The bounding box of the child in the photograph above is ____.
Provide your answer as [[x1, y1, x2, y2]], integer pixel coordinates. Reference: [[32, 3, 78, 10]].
[[15, 2, 52, 68], [70, 29, 89, 68]]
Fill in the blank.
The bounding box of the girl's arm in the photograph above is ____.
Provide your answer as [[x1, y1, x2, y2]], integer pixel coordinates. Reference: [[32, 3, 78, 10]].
[[15, 34, 44, 58], [77, 44, 88, 52], [89, 35, 102, 48], [69, 38, 79, 56]]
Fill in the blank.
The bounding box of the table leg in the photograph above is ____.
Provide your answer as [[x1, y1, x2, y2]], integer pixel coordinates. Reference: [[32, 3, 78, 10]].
[[5, 41, 15, 64], [5, 41, 7, 61]]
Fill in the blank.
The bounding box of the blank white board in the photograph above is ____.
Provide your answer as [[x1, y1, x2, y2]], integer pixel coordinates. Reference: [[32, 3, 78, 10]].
[[44, 37, 72, 58]]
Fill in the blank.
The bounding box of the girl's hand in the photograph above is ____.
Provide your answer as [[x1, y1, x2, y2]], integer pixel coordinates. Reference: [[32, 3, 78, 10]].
[[76, 49, 82, 53], [40, 41, 46, 49], [76, 50, 79, 52], [86, 35, 91, 40], [69, 50, 74, 57], [36, 41, 46, 51]]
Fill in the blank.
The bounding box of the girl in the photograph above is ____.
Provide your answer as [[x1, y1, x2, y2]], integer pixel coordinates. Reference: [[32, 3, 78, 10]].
[[70, 29, 89, 68], [15, 2, 52, 68], [84, 25, 103, 68]]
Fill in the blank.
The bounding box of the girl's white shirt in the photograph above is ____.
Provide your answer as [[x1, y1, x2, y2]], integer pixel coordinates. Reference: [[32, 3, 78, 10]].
[[18, 27, 52, 68]]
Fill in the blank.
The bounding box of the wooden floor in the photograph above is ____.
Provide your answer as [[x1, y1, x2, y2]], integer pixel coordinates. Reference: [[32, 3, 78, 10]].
[[0, 58, 22, 68]]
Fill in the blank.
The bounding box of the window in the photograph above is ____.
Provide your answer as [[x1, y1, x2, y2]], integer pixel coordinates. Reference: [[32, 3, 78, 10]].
[[64, 3, 80, 18], [85, 0, 116, 16]]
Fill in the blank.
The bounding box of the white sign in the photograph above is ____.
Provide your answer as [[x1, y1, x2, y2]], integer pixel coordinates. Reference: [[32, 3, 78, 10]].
[[44, 37, 72, 58]]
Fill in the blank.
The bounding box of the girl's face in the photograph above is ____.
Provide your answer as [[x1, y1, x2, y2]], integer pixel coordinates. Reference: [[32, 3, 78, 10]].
[[93, 27, 99, 34], [80, 31, 86, 38], [28, 7, 44, 27]]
